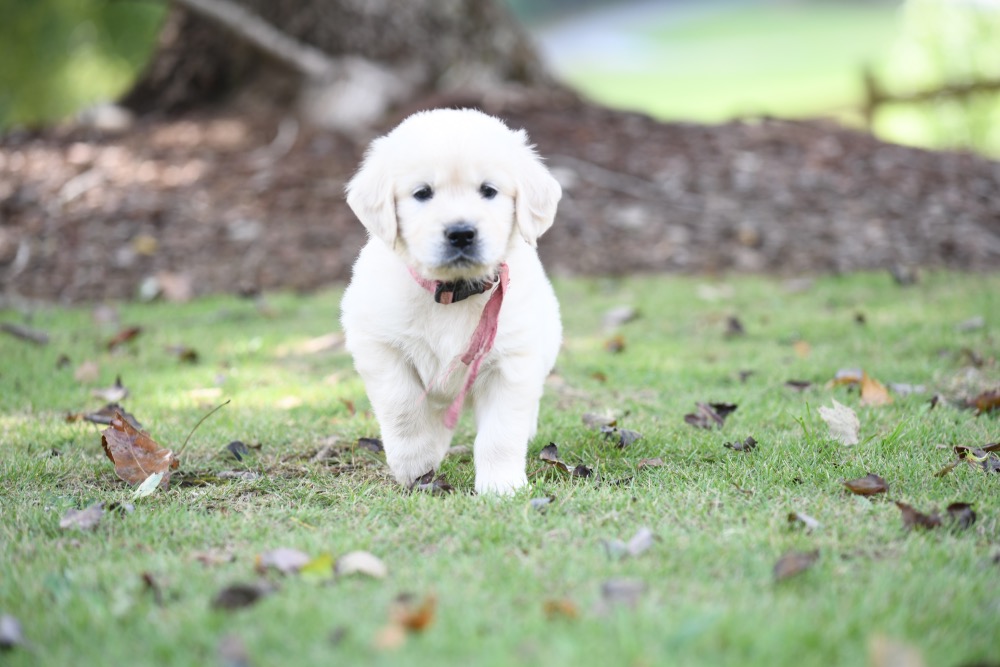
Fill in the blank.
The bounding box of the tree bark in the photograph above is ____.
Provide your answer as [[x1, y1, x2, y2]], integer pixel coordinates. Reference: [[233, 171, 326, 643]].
[[121, 0, 555, 126]]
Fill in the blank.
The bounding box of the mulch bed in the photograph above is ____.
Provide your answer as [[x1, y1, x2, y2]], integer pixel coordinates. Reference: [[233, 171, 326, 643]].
[[2, 94, 998, 302]]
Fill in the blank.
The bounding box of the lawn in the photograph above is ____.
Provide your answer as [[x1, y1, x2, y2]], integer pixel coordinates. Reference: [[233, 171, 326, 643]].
[[1, 272, 998, 666], [556, 3, 901, 123]]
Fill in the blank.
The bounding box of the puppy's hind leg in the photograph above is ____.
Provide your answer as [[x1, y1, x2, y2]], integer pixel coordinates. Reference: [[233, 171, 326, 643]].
[[351, 343, 452, 488]]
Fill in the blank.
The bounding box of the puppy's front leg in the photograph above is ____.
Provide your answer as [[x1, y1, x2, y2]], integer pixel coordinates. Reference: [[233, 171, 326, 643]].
[[351, 342, 453, 488], [472, 367, 543, 495]]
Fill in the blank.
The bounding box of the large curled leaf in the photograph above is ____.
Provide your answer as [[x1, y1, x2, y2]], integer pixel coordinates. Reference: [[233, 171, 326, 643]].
[[101, 412, 178, 489]]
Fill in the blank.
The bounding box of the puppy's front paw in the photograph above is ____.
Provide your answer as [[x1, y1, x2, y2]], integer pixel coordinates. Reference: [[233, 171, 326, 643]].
[[475, 468, 528, 496]]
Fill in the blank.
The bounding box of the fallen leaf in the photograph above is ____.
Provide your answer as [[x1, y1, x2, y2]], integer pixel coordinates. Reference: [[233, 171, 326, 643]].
[[106, 326, 142, 351], [0, 614, 26, 650], [409, 471, 454, 494], [792, 340, 811, 358], [787, 511, 821, 531], [133, 471, 165, 498], [73, 360, 100, 384], [66, 403, 143, 429], [860, 371, 893, 406], [141, 572, 165, 607], [604, 335, 626, 353], [357, 437, 384, 453], [101, 412, 178, 489], [637, 457, 664, 468], [299, 553, 336, 581], [818, 399, 860, 446], [603, 305, 639, 330], [543, 599, 579, 620], [842, 473, 889, 496], [390, 593, 436, 631], [946, 502, 976, 530], [830, 368, 864, 388], [605, 427, 642, 449], [868, 634, 926, 667], [211, 582, 275, 610], [256, 548, 311, 575], [895, 502, 941, 530], [226, 441, 250, 461], [166, 344, 199, 363], [539, 442, 570, 473], [91, 375, 128, 403], [600, 579, 646, 608], [530, 496, 554, 511], [773, 549, 819, 582], [571, 464, 593, 478], [889, 383, 925, 397], [59, 503, 104, 531], [626, 527, 656, 557], [724, 436, 757, 452], [725, 316, 746, 337], [684, 402, 737, 430], [969, 389, 1000, 415], [1, 322, 49, 345], [193, 548, 235, 567], [738, 370, 755, 383], [954, 442, 1000, 473], [336, 551, 387, 579], [582, 413, 617, 429], [785, 380, 812, 391]]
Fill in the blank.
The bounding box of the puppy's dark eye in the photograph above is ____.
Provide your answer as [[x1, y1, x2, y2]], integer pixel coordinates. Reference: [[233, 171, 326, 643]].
[[413, 186, 434, 202], [479, 183, 498, 200]]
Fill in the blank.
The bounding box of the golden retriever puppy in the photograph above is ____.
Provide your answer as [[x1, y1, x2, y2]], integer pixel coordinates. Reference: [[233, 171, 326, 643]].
[[340, 108, 562, 495]]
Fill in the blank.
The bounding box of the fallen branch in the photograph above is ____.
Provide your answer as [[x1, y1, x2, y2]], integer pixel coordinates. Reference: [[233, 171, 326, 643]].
[[1, 322, 49, 346]]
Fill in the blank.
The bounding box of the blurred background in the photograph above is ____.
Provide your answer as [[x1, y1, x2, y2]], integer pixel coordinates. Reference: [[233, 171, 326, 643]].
[[2, 0, 999, 156]]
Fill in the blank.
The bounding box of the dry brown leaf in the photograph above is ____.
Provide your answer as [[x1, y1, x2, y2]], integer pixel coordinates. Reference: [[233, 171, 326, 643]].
[[73, 360, 100, 384], [582, 413, 617, 429], [106, 326, 142, 351], [842, 473, 889, 496], [860, 371, 893, 406], [101, 412, 178, 489], [390, 594, 437, 632], [895, 502, 941, 530], [946, 502, 976, 529], [637, 457, 665, 468], [604, 334, 626, 353], [539, 443, 570, 473], [684, 402, 737, 430], [724, 436, 757, 452], [787, 511, 821, 532], [969, 389, 1000, 415], [773, 549, 819, 582], [211, 582, 275, 610], [543, 599, 579, 620]]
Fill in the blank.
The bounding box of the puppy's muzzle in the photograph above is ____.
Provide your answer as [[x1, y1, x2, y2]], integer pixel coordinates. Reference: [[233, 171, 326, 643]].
[[440, 222, 480, 265], [444, 223, 477, 250]]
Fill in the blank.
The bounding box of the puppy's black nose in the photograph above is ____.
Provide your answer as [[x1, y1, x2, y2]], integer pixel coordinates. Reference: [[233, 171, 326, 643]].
[[444, 223, 477, 249]]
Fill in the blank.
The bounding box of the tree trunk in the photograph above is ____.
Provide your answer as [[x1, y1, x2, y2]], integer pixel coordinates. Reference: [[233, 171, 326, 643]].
[[121, 0, 555, 123]]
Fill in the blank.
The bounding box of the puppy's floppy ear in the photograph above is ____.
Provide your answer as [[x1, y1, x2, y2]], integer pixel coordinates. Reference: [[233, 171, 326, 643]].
[[513, 129, 562, 247], [345, 138, 397, 247]]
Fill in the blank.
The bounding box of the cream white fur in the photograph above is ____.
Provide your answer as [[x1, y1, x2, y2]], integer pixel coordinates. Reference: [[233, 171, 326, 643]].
[[340, 108, 562, 495]]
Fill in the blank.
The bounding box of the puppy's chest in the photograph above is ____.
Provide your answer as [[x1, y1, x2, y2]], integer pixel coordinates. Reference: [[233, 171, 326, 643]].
[[401, 300, 491, 388]]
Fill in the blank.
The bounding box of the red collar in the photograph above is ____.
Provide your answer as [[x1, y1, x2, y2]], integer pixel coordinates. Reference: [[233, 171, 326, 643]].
[[409, 263, 510, 428]]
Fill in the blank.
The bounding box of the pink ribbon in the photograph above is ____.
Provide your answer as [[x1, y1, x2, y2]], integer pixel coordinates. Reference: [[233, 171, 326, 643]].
[[409, 263, 509, 429]]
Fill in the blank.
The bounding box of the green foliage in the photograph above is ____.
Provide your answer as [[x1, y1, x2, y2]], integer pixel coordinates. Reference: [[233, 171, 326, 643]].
[[874, 0, 1000, 154], [0, 0, 164, 128], [1, 272, 998, 666]]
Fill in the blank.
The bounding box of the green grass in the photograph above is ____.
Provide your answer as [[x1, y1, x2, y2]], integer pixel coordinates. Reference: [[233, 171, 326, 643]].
[[1, 272, 998, 666], [560, 4, 900, 123]]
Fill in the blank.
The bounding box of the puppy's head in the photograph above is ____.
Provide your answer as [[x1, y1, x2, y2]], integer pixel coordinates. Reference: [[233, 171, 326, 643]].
[[346, 108, 561, 281]]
